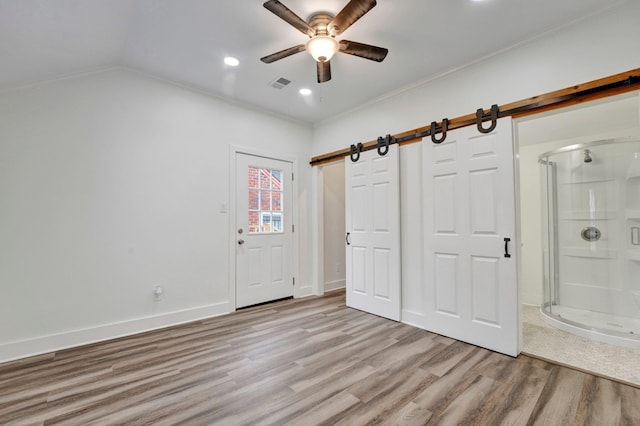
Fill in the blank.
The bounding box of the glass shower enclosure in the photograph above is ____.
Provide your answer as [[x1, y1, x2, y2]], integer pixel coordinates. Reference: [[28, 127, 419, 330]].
[[539, 138, 640, 347]]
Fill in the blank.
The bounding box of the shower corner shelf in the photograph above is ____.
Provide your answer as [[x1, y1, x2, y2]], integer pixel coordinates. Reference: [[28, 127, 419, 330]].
[[563, 210, 617, 220], [560, 177, 614, 185], [561, 247, 617, 259], [626, 210, 640, 220]]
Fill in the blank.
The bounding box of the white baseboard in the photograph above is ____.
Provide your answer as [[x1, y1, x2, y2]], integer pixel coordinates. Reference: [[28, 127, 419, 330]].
[[401, 310, 426, 329], [0, 301, 233, 364], [324, 279, 345, 292], [521, 291, 543, 307], [295, 285, 313, 298]]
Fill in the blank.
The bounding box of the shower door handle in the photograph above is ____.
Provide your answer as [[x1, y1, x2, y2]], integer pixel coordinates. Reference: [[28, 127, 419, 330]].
[[504, 237, 511, 258]]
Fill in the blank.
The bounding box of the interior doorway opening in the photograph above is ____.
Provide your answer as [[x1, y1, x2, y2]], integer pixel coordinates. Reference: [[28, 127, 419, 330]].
[[321, 161, 346, 294]]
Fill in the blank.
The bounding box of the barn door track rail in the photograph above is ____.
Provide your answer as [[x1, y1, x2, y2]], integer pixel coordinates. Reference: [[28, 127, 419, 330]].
[[310, 68, 640, 166]]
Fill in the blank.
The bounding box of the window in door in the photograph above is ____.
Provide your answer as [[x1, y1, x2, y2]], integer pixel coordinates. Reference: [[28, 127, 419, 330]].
[[248, 167, 284, 234]]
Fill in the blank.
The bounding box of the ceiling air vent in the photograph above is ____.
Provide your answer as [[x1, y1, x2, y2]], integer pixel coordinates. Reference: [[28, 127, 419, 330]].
[[270, 77, 292, 89]]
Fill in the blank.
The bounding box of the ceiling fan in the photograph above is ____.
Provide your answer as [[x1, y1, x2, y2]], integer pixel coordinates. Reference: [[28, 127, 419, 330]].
[[260, 0, 388, 83]]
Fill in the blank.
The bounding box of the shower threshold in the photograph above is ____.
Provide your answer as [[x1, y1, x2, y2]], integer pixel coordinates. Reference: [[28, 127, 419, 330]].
[[541, 305, 640, 349]]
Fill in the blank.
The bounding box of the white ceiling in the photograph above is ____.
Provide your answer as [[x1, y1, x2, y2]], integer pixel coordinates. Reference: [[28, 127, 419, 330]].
[[0, 0, 620, 125]]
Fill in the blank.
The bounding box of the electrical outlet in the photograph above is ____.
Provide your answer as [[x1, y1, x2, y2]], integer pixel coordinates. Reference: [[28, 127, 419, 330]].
[[153, 285, 164, 301], [336, 262, 342, 273]]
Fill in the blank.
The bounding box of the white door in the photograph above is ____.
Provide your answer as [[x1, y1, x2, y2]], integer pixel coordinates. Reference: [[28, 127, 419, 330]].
[[423, 117, 519, 356], [236, 153, 293, 308], [345, 144, 401, 321]]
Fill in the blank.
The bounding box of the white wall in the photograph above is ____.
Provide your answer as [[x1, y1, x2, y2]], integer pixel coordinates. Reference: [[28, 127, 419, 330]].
[[322, 161, 346, 291], [0, 68, 313, 362], [311, 0, 640, 322]]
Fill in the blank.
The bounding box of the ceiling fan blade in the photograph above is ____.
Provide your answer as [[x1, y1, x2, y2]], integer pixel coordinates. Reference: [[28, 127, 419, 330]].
[[339, 40, 388, 62], [328, 0, 377, 36], [317, 61, 332, 83], [260, 44, 306, 63], [263, 0, 315, 37]]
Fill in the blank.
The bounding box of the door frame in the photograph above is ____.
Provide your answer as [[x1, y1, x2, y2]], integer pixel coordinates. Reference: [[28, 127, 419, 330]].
[[229, 145, 299, 310]]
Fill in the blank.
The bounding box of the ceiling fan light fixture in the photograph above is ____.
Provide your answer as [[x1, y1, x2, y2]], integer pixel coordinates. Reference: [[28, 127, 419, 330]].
[[306, 36, 339, 62]]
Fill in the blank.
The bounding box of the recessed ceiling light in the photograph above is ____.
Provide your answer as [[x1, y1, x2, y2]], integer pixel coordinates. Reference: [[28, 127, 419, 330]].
[[224, 56, 240, 67], [299, 88, 312, 96]]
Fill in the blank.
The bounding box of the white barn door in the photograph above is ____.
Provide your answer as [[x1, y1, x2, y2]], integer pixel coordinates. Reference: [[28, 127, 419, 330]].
[[345, 145, 401, 321], [423, 117, 519, 356]]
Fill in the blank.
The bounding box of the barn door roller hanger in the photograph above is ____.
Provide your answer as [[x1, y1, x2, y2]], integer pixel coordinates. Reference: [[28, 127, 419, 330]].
[[330, 104, 503, 164]]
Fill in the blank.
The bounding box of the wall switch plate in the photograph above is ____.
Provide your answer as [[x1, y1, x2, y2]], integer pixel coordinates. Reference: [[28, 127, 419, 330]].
[[154, 285, 164, 301], [632, 227, 640, 246]]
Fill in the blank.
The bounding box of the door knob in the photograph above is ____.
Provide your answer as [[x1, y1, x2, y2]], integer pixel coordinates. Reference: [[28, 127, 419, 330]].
[[238, 239, 245, 245]]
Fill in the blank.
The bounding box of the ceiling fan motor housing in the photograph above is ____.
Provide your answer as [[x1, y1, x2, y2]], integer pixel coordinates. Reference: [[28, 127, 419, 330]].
[[306, 13, 338, 62], [309, 13, 333, 36]]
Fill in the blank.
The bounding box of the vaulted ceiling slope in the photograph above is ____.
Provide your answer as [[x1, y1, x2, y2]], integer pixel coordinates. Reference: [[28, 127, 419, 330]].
[[0, 0, 622, 124]]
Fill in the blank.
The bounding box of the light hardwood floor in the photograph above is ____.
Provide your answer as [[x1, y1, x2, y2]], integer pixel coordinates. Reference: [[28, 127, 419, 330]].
[[1, 290, 638, 425]]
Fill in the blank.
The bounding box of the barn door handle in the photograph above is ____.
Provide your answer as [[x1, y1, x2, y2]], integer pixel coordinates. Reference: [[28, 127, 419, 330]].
[[346, 232, 351, 246], [504, 237, 511, 258]]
